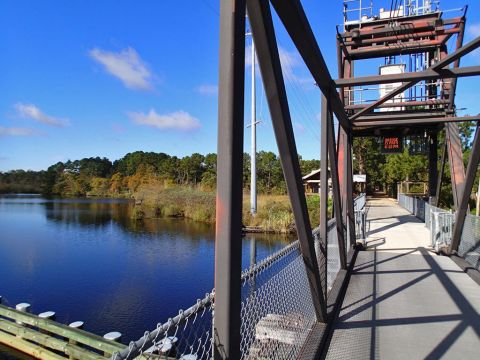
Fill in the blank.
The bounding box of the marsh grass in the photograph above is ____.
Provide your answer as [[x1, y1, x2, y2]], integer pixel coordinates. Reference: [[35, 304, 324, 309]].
[[133, 184, 331, 233]]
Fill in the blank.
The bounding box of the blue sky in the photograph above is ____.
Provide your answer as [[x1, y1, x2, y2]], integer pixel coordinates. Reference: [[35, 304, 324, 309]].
[[0, 0, 479, 171]]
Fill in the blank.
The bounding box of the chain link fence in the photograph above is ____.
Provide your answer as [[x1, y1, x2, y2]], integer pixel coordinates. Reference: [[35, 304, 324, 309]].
[[111, 240, 320, 360], [112, 292, 214, 360], [458, 214, 480, 270], [240, 242, 316, 360], [112, 196, 370, 360]]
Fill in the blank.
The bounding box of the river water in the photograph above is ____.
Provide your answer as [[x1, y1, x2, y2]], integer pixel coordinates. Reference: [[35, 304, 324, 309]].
[[0, 194, 293, 352]]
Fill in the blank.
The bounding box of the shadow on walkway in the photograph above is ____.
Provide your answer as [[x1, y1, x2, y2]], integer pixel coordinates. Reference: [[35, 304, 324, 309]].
[[333, 245, 480, 359]]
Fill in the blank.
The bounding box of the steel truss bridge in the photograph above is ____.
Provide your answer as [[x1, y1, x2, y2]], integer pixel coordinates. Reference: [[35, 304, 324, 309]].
[[113, 0, 480, 359], [1, 1, 479, 360]]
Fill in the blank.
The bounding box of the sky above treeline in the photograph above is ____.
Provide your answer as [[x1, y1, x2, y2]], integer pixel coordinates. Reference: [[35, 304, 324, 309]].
[[1, 0, 479, 171]]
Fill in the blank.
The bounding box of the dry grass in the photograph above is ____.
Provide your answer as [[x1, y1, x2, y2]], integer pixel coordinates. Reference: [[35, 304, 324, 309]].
[[132, 184, 330, 233]]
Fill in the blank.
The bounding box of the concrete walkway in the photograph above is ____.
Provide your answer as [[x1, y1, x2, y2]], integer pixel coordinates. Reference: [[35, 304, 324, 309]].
[[326, 198, 480, 360]]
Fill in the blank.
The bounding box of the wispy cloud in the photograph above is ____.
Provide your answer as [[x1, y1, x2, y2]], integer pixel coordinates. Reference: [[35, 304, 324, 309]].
[[128, 109, 201, 131], [293, 122, 306, 133], [89, 47, 154, 91], [0, 126, 41, 137], [468, 23, 480, 37], [246, 45, 312, 86], [14, 103, 69, 127], [196, 84, 218, 96]]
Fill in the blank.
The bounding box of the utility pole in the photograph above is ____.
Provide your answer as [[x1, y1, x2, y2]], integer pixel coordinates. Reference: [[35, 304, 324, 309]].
[[247, 24, 257, 215]]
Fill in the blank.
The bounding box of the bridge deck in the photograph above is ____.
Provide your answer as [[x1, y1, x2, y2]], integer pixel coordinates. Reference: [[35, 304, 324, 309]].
[[326, 198, 480, 360]]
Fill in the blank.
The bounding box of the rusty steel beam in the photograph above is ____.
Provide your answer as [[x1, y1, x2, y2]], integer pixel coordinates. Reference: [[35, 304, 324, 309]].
[[247, 0, 327, 322], [214, 0, 246, 358], [428, 132, 439, 203], [345, 100, 449, 110], [352, 115, 480, 127], [337, 125, 348, 244], [431, 34, 479, 72], [446, 19, 466, 111], [355, 112, 449, 122], [269, 0, 350, 130], [345, 132, 355, 248], [434, 141, 448, 207], [450, 124, 480, 253], [324, 94, 347, 270], [440, 20, 467, 212], [349, 35, 480, 121], [335, 66, 480, 87], [341, 16, 443, 38], [341, 27, 461, 47], [445, 123, 466, 209], [346, 37, 448, 59], [319, 92, 329, 298]]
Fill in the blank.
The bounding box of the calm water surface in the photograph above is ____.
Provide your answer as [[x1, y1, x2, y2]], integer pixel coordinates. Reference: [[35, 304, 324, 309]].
[[0, 194, 293, 350]]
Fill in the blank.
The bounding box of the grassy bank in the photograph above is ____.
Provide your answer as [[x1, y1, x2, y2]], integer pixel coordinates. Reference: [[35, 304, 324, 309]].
[[132, 184, 331, 233]]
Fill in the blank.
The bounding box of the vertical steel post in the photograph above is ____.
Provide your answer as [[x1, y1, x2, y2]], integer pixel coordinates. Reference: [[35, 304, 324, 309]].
[[428, 132, 438, 204], [319, 93, 329, 298], [434, 141, 447, 207], [214, 1, 246, 358], [450, 124, 480, 253], [346, 132, 356, 247], [247, 0, 327, 322], [324, 95, 347, 269], [338, 128, 349, 241], [446, 123, 466, 209]]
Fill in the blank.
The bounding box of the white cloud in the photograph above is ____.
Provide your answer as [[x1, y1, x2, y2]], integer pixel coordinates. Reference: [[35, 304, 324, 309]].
[[89, 47, 154, 91], [468, 23, 480, 37], [128, 109, 201, 131], [0, 126, 41, 136], [14, 103, 69, 127], [196, 84, 218, 96]]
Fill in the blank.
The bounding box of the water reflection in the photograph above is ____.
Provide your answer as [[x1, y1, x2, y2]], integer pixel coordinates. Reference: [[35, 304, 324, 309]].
[[0, 194, 294, 346]]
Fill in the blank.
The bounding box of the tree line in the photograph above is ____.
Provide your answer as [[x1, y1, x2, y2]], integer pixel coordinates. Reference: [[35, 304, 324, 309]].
[[0, 151, 320, 197], [3, 120, 477, 208]]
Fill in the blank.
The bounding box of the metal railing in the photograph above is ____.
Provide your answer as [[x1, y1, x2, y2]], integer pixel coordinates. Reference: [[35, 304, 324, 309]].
[[458, 214, 480, 269], [397, 193, 480, 271], [113, 195, 369, 360], [113, 231, 339, 359], [354, 193, 367, 241]]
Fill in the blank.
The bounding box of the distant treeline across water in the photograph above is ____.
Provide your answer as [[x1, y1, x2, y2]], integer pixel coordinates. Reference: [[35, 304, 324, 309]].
[[0, 150, 319, 197]]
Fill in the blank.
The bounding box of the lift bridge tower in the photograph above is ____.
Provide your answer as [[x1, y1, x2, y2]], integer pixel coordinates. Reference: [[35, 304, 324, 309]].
[[339, 0, 468, 208]]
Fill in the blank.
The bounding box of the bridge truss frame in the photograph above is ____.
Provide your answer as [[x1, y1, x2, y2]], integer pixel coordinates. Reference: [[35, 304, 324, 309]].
[[215, 1, 480, 359]]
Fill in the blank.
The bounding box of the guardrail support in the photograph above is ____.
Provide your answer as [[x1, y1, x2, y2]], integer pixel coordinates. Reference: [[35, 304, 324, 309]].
[[428, 132, 438, 205], [319, 89, 329, 298], [214, 0, 246, 358]]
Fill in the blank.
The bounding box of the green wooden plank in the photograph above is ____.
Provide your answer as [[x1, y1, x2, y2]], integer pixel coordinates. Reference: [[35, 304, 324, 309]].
[[0, 305, 125, 354], [0, 320, 107, 360], [0, 330, 66, 360]]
